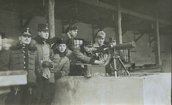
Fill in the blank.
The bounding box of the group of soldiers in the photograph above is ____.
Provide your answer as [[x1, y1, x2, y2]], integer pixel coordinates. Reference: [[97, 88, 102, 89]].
[[0, 23, 119, 105]]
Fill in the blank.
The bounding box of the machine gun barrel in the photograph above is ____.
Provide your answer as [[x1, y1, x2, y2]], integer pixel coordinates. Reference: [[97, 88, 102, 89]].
[[114, 41, 136, 50]]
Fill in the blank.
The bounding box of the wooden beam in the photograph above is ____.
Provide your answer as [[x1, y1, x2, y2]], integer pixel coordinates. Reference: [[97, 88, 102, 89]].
[[117, 0, 122, 44], [76, 0, 172, 26], [92, 24, 95, 42], [134, 33, 145, 42], [128, 49, 131, 63], [155, 17, 162, 66], [0, 35, 2, 51], [48, 0, 55, 38], [61, 20, 65, 33]]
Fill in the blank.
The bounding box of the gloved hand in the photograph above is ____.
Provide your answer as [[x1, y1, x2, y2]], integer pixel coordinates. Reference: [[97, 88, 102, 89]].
[[90, 56, 104, 65], [42, 61, 53, 68], [94, 60, 104, 65], [42, 68, 51, 79], [89, 57, 96, 64]]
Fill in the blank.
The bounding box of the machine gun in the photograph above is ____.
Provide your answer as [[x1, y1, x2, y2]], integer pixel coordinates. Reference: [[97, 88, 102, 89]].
[[92, 41, 136, 53], [109, 41, 136, 77], [110, 41, 136, 50], [83, 40, 136, 77], [91, 41, 136, 60], [91, 45, 109, 60]]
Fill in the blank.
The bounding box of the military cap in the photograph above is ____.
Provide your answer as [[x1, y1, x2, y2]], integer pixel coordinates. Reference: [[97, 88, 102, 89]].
[[96, 30, 106, 38], [51, 37, 67, 50], [22, 28, 32, 36], [56, 38, 66, 45], [38, 23, 49, 32]]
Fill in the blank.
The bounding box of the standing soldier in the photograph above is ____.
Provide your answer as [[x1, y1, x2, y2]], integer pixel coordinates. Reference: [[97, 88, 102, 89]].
[[51, 38, 70, 79], [6, 28, 38, 105], [92, 30, 111, 75], [62, 24, 79, 51], [60, 24, 91, 61], [34, 23, 54, 105]]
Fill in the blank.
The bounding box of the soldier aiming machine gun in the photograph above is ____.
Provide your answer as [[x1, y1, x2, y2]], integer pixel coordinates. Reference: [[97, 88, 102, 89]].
[[91, 41, 136, 77]]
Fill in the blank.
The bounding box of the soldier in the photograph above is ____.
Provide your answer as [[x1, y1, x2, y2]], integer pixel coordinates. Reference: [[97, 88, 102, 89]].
[[92, 30, 111, 75], [33, 23, 54, 105], [81, 40, 94, 57], [6, 28, 38, 105], [61, 24, 79, 51], [51, 38, 70, 79]]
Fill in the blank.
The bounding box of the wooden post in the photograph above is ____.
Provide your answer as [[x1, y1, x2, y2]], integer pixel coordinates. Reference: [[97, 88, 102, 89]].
[[48, 0, 55, 38], [155, 17, 161, 66], [128, 49, 131, 63], [92, 24, 95, 42], [0, 35, 2, 51], [117, 0, 122, 44]]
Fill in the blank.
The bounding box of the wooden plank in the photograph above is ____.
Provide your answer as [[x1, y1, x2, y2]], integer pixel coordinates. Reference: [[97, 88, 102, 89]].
[[0, 35, 2, 51], [48, 0, 55, 38], [134, 33, 145, 42], [0, 71, 27, 87], [0, 87, 10, 94], [155, 17, 162, 66]]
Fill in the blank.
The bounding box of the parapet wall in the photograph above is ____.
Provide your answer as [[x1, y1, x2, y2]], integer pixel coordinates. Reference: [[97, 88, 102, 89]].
[[52, 73, 171, 105]]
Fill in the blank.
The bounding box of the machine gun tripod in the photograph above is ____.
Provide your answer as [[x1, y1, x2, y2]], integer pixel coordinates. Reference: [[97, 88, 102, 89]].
[[111, 55, 130, 77], [108, 40, 136, 77]]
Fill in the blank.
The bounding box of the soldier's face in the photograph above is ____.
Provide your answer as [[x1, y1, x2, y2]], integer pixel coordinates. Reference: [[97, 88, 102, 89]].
[[58, 44, 67, 53], [19, 35, 32, 45], [97, 37, 105, 46], [84, 45, 93, 54], [39, 30, 49, 39], [69, 29, 78, 38], [110, 40, 116, 47]]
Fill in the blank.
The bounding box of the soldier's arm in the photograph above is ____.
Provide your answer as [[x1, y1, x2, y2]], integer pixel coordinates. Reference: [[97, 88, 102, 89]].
[[61, 58, 70, 76], [103, 53, 111, 66], [73, 48, 91, 63], [35, 50, 42, 79]]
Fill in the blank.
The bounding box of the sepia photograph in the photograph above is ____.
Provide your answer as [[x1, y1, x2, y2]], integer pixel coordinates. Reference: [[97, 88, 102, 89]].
[[0, 0, 171, 105]]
